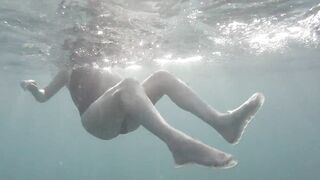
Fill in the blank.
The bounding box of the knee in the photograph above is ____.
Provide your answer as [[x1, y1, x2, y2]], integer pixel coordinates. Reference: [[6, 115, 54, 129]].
[[116, 79, 145, 109], [151, 70, 175, 83], [117, 78, 143, 99], [119, 78, 140, 89]]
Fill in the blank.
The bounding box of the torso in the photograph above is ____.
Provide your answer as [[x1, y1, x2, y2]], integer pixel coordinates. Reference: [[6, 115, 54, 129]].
[[68, 66, 122, 115]]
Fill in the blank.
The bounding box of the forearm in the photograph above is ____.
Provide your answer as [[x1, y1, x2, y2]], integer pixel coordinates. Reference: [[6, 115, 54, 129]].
[[21, 69, 68, 103]]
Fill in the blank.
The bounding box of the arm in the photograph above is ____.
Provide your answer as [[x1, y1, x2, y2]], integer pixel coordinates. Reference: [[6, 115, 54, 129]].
[[20, 69, 69, 103]]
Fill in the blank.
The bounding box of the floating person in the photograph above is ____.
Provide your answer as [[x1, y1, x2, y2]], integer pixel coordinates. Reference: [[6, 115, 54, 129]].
[[21, 65, 264, 168]]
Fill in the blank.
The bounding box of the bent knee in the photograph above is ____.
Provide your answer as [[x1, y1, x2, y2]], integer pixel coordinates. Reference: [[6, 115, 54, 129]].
[[116, 78, 143, 98], [151, 70, 175, 82], [119, 78, 140, 89], [152, 70, 173, 79], [150, 71, 179, 88], [115, 80, 148, 110]]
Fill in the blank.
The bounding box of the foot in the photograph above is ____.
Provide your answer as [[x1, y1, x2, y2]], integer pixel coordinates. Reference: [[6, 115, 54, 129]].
[[168, 137, 237, 168], [216, 93, 265, 145]]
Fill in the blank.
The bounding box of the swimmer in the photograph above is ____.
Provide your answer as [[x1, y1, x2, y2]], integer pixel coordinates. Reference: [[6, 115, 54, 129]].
[[20, 65, 264, 168]]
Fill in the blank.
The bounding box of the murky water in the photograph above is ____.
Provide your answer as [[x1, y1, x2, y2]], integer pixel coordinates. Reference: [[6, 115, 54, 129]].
[[0, 0, 320, 179]]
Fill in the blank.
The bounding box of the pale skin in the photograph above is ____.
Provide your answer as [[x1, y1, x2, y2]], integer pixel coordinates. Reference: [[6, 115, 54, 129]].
[[21, 68, 264, 168]]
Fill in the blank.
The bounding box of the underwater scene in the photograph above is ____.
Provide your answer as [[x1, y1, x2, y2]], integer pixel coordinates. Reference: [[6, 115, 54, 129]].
[[1, 0, 320, 179]]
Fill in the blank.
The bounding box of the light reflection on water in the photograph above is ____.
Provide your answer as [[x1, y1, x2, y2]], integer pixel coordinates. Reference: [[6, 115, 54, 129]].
[[1, 1, 320, 180], [0, 0, 319, 69]]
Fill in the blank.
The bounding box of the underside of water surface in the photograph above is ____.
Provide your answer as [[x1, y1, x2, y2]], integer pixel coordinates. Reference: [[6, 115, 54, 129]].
[[0, 0, 320, 179]]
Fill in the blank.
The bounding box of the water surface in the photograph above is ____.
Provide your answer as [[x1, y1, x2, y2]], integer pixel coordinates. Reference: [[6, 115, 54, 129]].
[[0, 0, 320, 179]]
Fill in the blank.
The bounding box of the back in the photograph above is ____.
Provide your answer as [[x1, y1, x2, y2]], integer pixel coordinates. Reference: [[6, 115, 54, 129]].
[[68, 66, 122, 115]]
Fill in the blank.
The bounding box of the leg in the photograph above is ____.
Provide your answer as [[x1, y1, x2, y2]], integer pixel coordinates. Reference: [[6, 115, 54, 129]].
[[117, 78, 237, 168], [142, 71, 265, 144], [81, 80, 127, 140], [83, 78, 236, 168]]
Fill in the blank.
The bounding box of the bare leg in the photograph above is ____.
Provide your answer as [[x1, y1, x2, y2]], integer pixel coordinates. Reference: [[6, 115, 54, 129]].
[[142, 71, 265, 144], [114, 78, 236, 168]]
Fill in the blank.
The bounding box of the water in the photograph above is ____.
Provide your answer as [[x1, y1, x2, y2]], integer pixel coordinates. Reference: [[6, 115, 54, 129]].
[[1, 0, 320, 179]]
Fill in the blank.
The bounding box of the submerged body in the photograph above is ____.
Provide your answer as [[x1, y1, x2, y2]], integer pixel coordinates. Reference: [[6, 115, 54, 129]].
[[21, 65, 264, 168], [69, 66, 140, 137]]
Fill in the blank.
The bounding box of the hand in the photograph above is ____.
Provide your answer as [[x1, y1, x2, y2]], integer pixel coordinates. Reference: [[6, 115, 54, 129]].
[[20, 80, 38, 92]]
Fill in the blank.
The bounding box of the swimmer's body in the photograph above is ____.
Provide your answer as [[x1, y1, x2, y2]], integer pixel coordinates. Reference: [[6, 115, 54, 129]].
[[21, 65, 264, 168]]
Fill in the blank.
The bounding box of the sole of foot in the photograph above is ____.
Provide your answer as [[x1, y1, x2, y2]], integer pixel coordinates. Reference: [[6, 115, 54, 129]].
[[169, 138, 238, 169]]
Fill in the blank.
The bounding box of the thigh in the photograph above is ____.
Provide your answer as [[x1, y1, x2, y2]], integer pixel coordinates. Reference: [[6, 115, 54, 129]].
[[81, 86, 126, 140]]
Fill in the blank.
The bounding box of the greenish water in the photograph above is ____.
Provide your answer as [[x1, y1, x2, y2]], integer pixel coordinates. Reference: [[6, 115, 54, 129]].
[[1, 60, 320, 179], [1, 0, 320, 179]]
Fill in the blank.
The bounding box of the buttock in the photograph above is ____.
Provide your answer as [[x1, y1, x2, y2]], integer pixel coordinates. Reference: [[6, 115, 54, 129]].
[[81, 115, 123, 140], [80, 88, 140, 140]]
